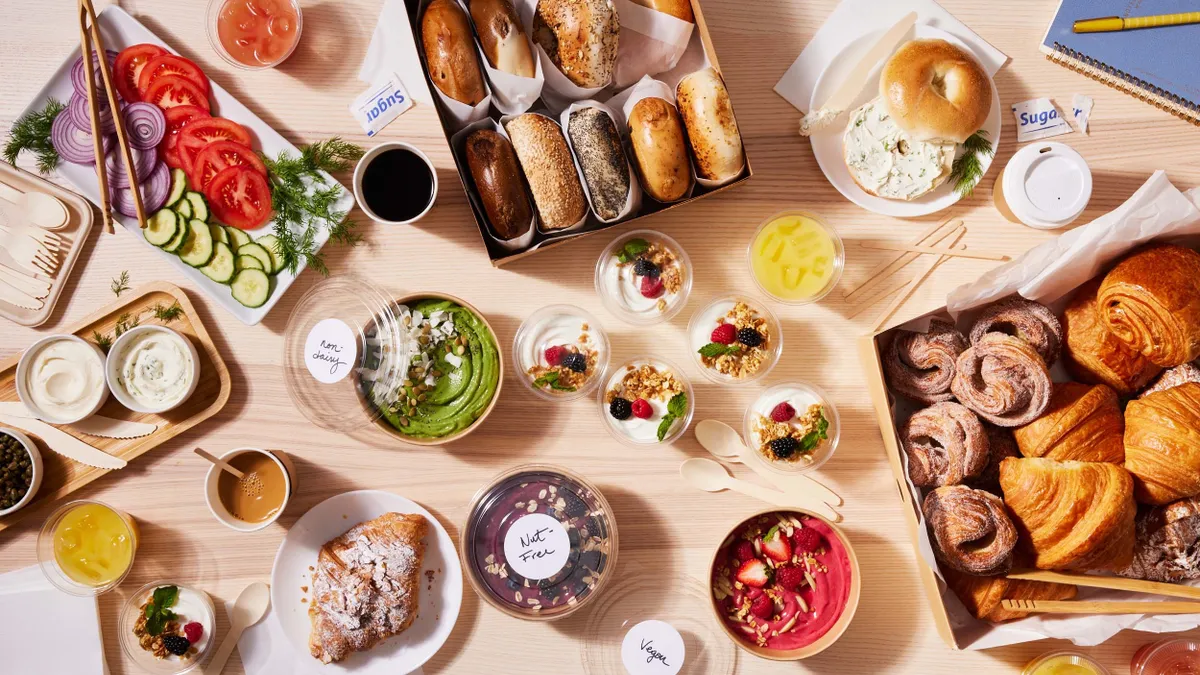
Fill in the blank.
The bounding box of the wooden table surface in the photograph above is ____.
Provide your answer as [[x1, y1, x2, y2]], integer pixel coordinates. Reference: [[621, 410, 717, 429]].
[[3, 0, 1199, 673]]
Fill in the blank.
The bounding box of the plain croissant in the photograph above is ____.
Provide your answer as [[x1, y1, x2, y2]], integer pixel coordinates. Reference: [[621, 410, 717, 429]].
[[1125, 382, 1200, 505], [999, 457, 1136, 571], [1013, 382, 1124, 464]]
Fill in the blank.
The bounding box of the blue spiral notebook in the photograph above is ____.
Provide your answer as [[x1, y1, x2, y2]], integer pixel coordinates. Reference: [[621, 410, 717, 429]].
[[1041, 0, 1200, 125]]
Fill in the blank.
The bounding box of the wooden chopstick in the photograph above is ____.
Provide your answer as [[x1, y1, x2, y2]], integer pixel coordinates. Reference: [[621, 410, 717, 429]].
[[869, 228, 965, 332], [858, 241, 1010, 262], [1001, 599, 1200, 615], [1007, 569, 1200, 601], [843, 218, 962, 301], [77, 2, 113, 233], [79, 0, 147, 230], [848, 224, 964, 316]]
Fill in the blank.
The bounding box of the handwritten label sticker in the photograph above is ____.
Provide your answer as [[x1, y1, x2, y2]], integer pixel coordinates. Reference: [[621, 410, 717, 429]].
[[621, 620, 685, 675], [503, 513, 570, 580], [304, 318, 357, 385]]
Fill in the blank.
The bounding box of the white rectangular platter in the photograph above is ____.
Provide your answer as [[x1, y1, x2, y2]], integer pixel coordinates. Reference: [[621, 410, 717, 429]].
[[16, 5, 352, 325]]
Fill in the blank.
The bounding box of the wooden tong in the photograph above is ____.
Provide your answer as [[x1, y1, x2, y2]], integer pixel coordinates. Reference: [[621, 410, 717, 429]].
[[1004, 569, 1200, 614], [77, 0, 146, 233]]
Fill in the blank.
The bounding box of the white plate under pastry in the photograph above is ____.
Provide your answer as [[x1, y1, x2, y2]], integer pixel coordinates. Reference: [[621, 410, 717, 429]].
[[808, 24, 1002, 217], [270, 490, 462, 674]]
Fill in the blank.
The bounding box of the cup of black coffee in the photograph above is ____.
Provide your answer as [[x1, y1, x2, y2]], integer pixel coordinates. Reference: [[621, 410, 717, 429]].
[[353, 142, 439, 225]]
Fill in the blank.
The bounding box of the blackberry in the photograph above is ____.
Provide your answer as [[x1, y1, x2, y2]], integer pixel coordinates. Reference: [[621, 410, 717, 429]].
[[562, 491, 589, 518], [162, 635, 191, 656], [769, 437, 798, 459], [609, 397, 632, 420], [633, 258, 661, 278], [737, 327, 763, 348], [562, 352, 587, 373]]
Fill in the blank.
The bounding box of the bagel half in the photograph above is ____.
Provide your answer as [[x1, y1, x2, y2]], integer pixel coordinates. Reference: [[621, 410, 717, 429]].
[[880, 39, 992, 144], [843, 98, 955, 201]]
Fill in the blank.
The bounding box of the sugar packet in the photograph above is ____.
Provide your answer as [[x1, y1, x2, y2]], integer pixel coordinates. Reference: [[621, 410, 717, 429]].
[[351, 73, 414, 137], [1071, 94, 1094, 134], [1011, 98, 1073, 142]]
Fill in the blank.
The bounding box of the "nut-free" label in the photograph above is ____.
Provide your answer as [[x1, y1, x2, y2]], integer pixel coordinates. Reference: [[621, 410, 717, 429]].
[[620, 620, 685, 675], [503, 513, 570, 580], [304, 318, 357, 384]]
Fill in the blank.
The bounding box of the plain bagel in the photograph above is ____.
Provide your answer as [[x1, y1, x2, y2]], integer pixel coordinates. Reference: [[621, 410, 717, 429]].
[[880, 39, 991, 144]]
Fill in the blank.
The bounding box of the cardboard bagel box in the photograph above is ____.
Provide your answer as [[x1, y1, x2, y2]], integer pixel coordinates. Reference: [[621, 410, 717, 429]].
[[858, 172, 1200, 650], [404, 0, 752, 266]]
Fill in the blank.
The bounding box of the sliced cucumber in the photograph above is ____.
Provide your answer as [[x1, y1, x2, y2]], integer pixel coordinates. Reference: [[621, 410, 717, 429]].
[[226, 226, 252, 250], [185, 192, 209, 222], [237, 242, 272, 272], [236, 254, 265, 272], [178, 218, 216, 268], [173, 196, 193, 220], [165, 168, 188, 208], [144, 209, 178, 247], [254, 234, 285, 275], [209, 222, 229, 245], [162, 216, 190, 253], [200, 241, 236, 284], [230, 268, 271, 308]]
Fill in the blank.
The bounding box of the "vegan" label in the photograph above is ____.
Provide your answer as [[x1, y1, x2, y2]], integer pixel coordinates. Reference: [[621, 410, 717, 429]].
[[620, 620, 685, 675]]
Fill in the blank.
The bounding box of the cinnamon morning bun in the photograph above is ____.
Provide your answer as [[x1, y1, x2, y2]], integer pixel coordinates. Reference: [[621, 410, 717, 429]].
[[901, 402, 989, 488], [969, 297, 1062, 367], [923, 485, 1018, 575], [951, 333, 1052, 427], [883, 319, 968, 404]]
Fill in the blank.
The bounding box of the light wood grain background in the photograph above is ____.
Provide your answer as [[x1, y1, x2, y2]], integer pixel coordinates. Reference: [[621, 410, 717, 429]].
[[2, 0, 1199, 673]]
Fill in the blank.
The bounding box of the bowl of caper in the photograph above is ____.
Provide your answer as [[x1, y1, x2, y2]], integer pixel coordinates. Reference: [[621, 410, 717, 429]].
[[0, 428, 40, 517]]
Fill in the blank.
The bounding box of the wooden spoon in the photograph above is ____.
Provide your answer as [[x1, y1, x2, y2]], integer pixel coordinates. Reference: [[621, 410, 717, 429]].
[[680, 458, 841, 522], [194, 448, 245, 479], [204, 582, 270, 674], [0, 181, 68, 230], [695, 420, 843, 507]]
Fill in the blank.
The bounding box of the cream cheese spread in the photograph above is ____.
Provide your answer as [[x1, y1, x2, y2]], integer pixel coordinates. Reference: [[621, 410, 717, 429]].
[[844, 98, 955, 200]]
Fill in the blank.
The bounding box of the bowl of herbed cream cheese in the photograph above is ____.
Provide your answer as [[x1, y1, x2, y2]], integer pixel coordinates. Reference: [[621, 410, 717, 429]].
[[106, 326, 200, 414]]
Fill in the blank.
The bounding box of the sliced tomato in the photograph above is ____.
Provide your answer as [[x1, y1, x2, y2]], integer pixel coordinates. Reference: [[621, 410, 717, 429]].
[[206, 166, 272, 230], [113, 44, 167, 103], [144, 75, 211, 113], [162, 137, 184, 169], [160, 105, 208, 169], [177, 117, 253, 174], [136, 54, 210, 98], [190, 140, 268, 192]]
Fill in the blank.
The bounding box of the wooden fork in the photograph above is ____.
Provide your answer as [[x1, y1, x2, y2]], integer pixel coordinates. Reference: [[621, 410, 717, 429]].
[[0, 223, 64, 250]]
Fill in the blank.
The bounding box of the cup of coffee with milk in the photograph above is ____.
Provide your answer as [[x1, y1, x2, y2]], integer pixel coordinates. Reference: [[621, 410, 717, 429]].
[[204, 447, 294, 531]]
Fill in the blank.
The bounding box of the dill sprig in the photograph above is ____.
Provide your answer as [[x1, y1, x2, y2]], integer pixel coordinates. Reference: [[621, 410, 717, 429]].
[[3, 99, 66, 175], [950, 130, 994, 198], [261, 138, 364, 276], [151, 302, 184, 322], [111, 271, 130, 297], [93, 302, 185, 350], [92, 330, 113, 353]]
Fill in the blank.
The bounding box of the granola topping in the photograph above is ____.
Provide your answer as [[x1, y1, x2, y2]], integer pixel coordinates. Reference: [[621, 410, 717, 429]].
[[753, 403, 827, 465], [605, 364, 683, 404], [695, 301, 774, 379]]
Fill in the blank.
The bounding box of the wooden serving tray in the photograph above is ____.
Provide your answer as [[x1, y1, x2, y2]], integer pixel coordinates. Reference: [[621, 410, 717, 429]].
[[0, 282, 230, 533]]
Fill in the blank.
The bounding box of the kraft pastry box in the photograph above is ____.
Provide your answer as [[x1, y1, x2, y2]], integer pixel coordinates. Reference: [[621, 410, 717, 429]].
[[403, 0, 752, 266], [857, 172, 1200, 650]]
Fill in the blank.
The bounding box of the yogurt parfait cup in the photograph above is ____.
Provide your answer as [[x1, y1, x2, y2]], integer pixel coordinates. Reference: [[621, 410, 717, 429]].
[[119, 581, 216, 673], [743, 382, 840, 474], [747, 210, 844, 306], [461, 464, 618, 621], [594, 230, 692, 325], [600, 357, 694, 446], [688, 295, 783, 386], [513, 305, 609, 402]]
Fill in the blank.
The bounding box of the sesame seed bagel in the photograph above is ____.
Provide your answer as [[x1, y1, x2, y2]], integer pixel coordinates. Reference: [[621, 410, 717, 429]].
[[880, 39, 992, 144]]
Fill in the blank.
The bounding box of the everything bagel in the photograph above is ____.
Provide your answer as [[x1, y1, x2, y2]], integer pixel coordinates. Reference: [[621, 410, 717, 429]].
[[880, 39, 991, 144]]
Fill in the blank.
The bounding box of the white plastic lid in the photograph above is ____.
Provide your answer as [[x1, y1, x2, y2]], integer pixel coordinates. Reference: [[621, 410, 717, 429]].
[[1001, 142, 1092, 230]]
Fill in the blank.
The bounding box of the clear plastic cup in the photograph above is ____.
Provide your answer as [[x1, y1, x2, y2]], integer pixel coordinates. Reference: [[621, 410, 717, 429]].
[[747, 210, 844, 306], [513, 304, 610, 402], [119, 581, 217, 673], [1023, 651, 1110, 675], [37, 499, 138, 596], [1132, 639, 1200, 675], [207, 0, 303, 70], [687, 294, 783, 386], [742, 382, 841, 474], [594, 230, 693, 325], [599, 357, 694, 446]]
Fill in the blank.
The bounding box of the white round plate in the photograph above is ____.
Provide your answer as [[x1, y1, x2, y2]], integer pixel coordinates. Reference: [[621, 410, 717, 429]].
[[270, 490, 462, 673], [808, 25, 1002, 217]]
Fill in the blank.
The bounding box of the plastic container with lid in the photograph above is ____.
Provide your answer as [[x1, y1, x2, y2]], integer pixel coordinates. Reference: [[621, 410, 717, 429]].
[[1132, 639, 1200, 675], [461, 464, 618, 621], [995, 142, 1093, 230], [1023, 651, 1110, 675]]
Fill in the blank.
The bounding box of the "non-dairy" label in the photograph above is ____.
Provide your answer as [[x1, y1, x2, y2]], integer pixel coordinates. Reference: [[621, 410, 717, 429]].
[[304, 318, 357, 384], [503, 513, 570, 580], [620, 620, 685, 675]]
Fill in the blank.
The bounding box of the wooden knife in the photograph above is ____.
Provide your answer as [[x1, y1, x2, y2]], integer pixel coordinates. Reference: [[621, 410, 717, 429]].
[[0, 412, 126, 469], [0, 281, 43, 310], [0, 402, 156, 439]]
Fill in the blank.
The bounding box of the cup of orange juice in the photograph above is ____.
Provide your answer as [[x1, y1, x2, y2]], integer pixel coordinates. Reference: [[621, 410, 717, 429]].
[[37, 500, 139, 596], [748, 210, 844, 305], [207, 0, 303, 70]]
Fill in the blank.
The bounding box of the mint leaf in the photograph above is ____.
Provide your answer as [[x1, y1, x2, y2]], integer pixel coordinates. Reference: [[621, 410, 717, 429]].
[[798, 412, 830, 452], [698, 343, 740, 358], [152, 585, 179, 609], [623, 238, 650, 258], [146, 614, 166, 637], [765, 524, 780, 542], [533, 372, 576, 393], [656, 414, 677, 442], [667, 392, 687, 417]]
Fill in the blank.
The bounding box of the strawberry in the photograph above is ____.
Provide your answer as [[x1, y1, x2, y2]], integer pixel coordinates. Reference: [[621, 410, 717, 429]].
[[639, 275, 664, 298], [770, 402, 796, 423], [775, 565, 806, 592], [749, 594, 773, 619], [792, 527, 824, 554], [761, 525, 792, 562], [710, 323, 737, 345], [735, 558, 771, 588], [631, 398, 653, 419], [733, 540, 756, 562], [544, 345, 567, 366]]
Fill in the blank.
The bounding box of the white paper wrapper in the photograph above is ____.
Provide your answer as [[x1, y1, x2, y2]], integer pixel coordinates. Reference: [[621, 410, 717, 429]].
[[611, 0, 695, 89], [450, 118, 537, 251], [417, 0, 494, 129], [457, 0, 545, 115], [614, 76, 697, 203], [560, 101, 642, 224], [515, 0, 612, 114], [501, 111, 590, 235], [885, 172, 1200, 650]]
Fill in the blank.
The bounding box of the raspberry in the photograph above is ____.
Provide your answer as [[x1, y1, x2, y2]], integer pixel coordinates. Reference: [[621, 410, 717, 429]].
[[710, 323, 737, 345], [734, 540, 756, 562], [544, 345, 567, 366], [792, 527, 824, 553], [775, 565, 806, 592], [737, 327, 763, 348], [631, 398, 653, 419], [183, 622, 203, 643], [609, 398, 632, 420], [770, 402, 796, 423], [749, 595, 773, 619], [639, 275, 664, 299]]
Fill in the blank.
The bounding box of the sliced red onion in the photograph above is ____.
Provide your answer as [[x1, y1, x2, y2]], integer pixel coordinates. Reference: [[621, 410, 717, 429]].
[[50, 110, 111, 165], [105, 146, 157, 189], [123, 103, 165, 150], [111, 162, 170, 217], [68, 92, 116, 136], [70, 49, 118, 98]]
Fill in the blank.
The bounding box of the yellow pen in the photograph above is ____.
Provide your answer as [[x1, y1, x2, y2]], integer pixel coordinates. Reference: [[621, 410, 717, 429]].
[[1074, 11, 1200, 33]]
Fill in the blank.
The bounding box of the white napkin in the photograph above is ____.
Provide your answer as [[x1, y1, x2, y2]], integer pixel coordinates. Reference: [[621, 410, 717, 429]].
[[0, 565, 107, 674], [359, 0, 435, 106], [774, 0, 1008, 113]]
